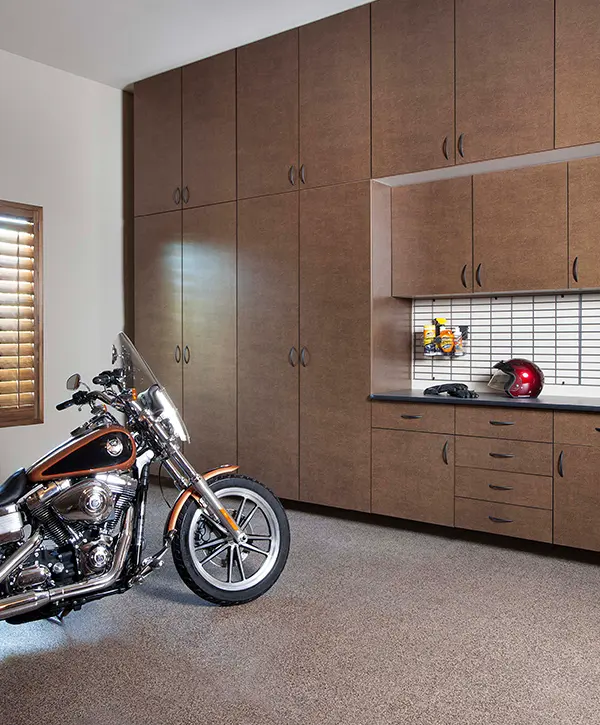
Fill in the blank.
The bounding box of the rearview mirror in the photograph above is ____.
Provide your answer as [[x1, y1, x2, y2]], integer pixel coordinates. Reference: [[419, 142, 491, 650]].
[[66, 373, 81, 391]]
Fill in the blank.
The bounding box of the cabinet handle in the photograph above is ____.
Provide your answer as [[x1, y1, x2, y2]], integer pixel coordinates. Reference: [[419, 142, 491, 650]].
[[175, 345, 182, 363], [442, 136, 449, 160], [288, 346, 298, 367], [489, 420, 515, 426], [401, 414, 422, 420], [442, 440, 449, 465], [461, 264, 468, 288], [457, 133, 465, 158], [489, 452, 514, 459], [476, 263, 483, 287], [489, 516, 512, 524], [489, 484, 513, 491], [595, 428, 600, 433], [558, 450, 564, 477], [173, 187, 181, 205], [300, 164, 306, 184], [573, 256, 579, 283], [288, 166, 296, 186], [300, 346, 310, 367], [182, 186, 190, 204], [183, 345, 190, 364]]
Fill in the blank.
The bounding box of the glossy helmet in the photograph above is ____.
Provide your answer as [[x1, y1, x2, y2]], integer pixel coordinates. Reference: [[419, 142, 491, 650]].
[[488, 359, 544, 398]]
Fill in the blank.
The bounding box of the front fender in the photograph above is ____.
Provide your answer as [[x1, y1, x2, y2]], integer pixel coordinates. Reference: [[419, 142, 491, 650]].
[[165, 465, 239, 534]]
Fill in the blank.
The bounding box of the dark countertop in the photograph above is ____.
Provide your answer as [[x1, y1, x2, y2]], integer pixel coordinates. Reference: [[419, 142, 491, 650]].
[[370, 389, 600, 413]]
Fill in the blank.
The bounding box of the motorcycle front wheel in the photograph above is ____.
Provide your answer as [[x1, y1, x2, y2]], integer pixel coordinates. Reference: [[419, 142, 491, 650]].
[[172, 474, 290, 605]]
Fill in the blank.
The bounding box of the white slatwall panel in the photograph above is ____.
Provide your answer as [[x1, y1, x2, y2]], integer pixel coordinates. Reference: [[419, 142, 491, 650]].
[[413, 293, 600, 386]]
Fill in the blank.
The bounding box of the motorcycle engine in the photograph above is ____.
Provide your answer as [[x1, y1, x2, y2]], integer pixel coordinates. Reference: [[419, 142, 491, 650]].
[[16, 472, 138, 590]]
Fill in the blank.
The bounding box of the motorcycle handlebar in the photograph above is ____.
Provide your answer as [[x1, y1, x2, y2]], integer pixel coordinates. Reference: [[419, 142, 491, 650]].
[[56, 390, 92, 411]]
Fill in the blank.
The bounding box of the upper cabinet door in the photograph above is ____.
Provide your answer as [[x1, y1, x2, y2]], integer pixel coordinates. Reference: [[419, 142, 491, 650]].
[[372, 0, 455, 177], [473, 164, 567, 293], [299, 6, 371, 188], [568, 157, 600, 290], [556, 0, 600, 147], [134, 69, 182, 217], [455, 0, 554, 164], [299, 182, 371, 512], [392, 177, 473, 297], [182, 203, 237, 472], [182, 51, 236, 208], [237, 30, 299, 200]]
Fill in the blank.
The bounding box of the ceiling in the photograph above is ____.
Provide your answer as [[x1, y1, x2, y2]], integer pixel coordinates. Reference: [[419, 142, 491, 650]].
[[0, 0, 372, 90]]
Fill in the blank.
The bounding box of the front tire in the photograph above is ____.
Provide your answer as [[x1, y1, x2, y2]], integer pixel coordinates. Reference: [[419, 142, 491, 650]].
[[172, 475, 290, 606]]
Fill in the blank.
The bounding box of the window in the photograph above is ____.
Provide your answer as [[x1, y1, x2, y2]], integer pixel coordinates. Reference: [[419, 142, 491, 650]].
[[0, 200, 43, 427]]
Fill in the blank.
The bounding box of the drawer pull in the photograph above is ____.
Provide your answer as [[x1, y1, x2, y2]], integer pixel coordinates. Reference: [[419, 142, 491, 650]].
[[489, 420, 515, 426], [442, 440, 449, 465], [489, 516, 513, 524], [558, 450, 564, 478], [489, 484, 513, 491], [595, 428, 600, 433], [489, 452, 515, 459], [401, 414, 423, 420]]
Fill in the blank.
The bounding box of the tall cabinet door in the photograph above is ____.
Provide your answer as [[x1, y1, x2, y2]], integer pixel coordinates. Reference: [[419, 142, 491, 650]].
[[556, 0, 600, 148], [134, 211, 182, 410], [237, 31, 299, 199], [134, 69, 182, 217], [238, 193, 300, 499], [183, 203, 237, 471], [473, 164, 567, 293], [299, 182, 371, 512], [371, 0, 455, 177], [568, 157, 600, 289], [392, 177, 473, 297], [182, 51, 236, 208], [299, 6, 371, 188], [455, 0, 554, 163]]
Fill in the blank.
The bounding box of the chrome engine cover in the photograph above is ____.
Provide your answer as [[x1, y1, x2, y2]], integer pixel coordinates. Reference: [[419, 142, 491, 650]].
[[52, 480, 114, 523], [0, 505, 25, 544]]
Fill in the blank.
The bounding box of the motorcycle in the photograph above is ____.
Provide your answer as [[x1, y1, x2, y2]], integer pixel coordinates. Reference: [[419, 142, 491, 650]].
[[0, 333, 290, 624]]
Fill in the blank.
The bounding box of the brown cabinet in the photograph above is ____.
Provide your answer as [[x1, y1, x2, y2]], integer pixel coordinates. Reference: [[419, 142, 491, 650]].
[[133, 211, 183, 409], [554, 445, 600, 551], [182, 52, 236, 209], [455, 0, 554, 163], [568, 157, 600, 289], [556, 0, 600, 147], [455, 406, 553, 443], [392, 177, 473, 296], [455, 497, 552, 543], [554, 411, 600, 448], [237, 31, 299, 199], [238, 193, 300, 500], [299, 6, 371, 189], [473, 164, 568, 293], [372, 429, 454, 526], [299, 182, 371, 511], [134, 69, 182, 217], [455, 437, 553, 477], [372, 401, 455, 434], [371, 0, 455, 176], [182, 204, 237, 471], [455, 468, 552, 510]]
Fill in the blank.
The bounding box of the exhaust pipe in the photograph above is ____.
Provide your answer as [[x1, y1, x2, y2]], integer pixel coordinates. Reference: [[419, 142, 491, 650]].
[[0, 508, 134, 622], [0, 529, 44, 585]]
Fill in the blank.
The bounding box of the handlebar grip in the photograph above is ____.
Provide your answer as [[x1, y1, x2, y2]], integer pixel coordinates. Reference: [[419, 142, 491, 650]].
[[56, 399, 75, 411]]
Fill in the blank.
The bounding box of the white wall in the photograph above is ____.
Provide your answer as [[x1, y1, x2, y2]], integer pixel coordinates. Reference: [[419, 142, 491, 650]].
[[0, 49, 124, 478]]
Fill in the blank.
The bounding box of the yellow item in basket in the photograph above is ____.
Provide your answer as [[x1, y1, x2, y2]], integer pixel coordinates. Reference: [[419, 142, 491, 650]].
[[439, 328, 455, 355]]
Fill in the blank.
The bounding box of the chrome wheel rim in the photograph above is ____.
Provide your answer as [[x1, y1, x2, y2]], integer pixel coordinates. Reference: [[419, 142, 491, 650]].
[[188, 486, 280, 592]]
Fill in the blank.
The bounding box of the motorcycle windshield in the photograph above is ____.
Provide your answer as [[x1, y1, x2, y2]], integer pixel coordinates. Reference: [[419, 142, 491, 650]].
[[112, 332, 190, 443]]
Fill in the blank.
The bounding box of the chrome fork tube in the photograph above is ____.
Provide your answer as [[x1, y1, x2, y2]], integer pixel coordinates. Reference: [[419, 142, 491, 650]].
[[163, 453, 247, 544]]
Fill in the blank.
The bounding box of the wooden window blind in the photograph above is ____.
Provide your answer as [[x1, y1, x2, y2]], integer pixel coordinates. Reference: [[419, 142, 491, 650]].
[[0, 201, 43, 427]]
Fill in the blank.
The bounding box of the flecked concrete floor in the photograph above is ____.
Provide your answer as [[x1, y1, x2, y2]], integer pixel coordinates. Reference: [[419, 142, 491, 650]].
[[2, 485, 600, 725]]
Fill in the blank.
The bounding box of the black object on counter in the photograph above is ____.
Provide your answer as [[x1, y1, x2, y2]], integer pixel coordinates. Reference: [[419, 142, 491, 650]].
[[424, 383, 479, 399]]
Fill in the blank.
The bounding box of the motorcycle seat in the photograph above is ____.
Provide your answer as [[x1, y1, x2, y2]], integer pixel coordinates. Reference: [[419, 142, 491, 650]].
[[0, 468, 28, 507]]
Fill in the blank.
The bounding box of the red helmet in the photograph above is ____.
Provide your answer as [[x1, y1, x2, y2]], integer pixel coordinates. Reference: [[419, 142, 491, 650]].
[[488, 359, 544, 398]]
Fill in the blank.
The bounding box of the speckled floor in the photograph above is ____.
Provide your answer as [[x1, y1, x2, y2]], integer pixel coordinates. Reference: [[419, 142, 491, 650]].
[[2, 485, 600, 725]]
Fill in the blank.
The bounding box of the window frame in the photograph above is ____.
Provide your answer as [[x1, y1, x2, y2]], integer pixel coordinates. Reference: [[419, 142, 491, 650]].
[[0, 199, 43, 428]]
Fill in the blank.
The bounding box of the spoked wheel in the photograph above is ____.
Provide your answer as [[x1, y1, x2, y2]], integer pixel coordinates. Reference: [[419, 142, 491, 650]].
[[172, 475, 290, 605]]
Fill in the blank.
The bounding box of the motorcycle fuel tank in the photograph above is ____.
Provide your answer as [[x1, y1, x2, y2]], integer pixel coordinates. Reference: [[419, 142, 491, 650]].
[[28, 426, 136, 483]]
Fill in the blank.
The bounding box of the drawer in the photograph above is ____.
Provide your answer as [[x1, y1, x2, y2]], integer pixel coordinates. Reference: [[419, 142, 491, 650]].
[[372, 402, 454, 434], [456, 406, 552, 442], [455, 498, 552, 543], [455, 437, 552, 476], [554, 411, 600, 447], [455, 468, 552, 509]]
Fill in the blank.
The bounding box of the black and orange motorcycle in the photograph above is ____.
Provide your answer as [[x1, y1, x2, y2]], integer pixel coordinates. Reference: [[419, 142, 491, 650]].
[[0, 333, 290, 624]]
